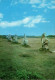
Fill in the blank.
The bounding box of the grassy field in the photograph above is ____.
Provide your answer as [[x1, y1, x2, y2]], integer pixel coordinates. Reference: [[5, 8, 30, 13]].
[[0, 37, 55, 80]]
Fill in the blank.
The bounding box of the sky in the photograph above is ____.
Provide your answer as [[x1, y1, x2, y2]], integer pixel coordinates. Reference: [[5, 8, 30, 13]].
[[0, 0, 55, 36]]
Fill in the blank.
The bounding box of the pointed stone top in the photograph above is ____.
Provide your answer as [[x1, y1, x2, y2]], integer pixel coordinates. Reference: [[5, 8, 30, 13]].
[[42, 33, 46, 38], [24, 34, 26, 39]]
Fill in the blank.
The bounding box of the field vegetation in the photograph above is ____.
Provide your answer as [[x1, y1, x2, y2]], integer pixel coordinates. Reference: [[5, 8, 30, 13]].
[[0, 36, 55, 80]]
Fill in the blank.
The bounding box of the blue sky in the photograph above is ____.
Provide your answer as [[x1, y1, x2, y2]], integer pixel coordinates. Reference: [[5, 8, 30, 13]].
[[0, 0, 55, 36]]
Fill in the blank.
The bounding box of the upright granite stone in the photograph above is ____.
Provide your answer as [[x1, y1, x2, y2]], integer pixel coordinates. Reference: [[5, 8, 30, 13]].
[[13, 35, 18, 43], [7, 34, 12, 42], [41, 33, 49, 50], [22, 34, 28, 46]]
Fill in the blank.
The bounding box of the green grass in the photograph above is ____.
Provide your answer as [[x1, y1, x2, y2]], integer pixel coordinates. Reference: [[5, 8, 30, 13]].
[[0, 37, 55, 80]]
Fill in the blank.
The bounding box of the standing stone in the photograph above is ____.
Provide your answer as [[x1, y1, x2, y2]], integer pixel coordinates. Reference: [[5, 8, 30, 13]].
[[22, 34, 28, 46], [7, 34, 12, 42], [13, 35, 18, 43], [41, 33, 49, 50]]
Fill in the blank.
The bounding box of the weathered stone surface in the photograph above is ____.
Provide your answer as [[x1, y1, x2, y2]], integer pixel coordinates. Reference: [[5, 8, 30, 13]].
[[41, 33, 49, 50], [7, 34, 12, 42], [13, 35, 18, 43], [22, 34, 28, 45]]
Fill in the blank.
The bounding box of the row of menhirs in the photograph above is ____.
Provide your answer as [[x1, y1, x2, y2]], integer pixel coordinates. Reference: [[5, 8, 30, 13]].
[[6, 34, 28, 45], [6, 33, 49, 50]]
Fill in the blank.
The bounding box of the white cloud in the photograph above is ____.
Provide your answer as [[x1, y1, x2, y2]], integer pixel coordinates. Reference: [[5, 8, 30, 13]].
[[31, 0, 55, 9], [0, 21, 21, 28], [41, 20, 50, 23], [38, 3, 55, 9], [24, 15, 49, 27], [38, 3, 48, 8], [11, 0, 41, 5], [19, 0, 29, 3], [47, 1, 55, 9], [48, 5, 55, 9], [29, 0, 41, 4], [51, 1, 55, 4], [0, 17, 31, 28], [11, 0, 18, 6], [0, 15, 49, 28], [22, 17, 31, 24], [10, 0, 55, 9], [19, 0, 41, 4], [38, 0, 48, 8]]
